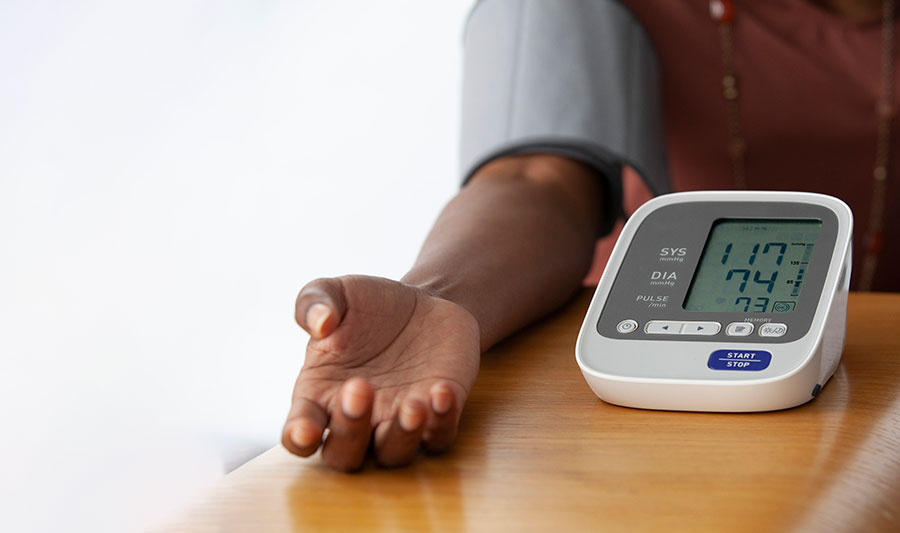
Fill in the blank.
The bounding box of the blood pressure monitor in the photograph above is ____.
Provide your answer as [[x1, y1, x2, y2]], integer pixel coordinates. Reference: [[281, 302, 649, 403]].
[[575, 191, 853, 412]]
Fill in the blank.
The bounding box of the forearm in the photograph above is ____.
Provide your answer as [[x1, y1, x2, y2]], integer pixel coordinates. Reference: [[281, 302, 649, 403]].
[[402, 154, 607, 351]]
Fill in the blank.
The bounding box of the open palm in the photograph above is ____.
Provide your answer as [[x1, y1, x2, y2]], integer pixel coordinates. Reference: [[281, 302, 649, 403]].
[[282, 275, 480, 471]]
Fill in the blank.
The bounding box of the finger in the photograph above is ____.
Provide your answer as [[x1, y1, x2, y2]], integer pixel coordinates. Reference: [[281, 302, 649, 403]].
[[373, 398, 428, 468], [321, 378, 374, 472], [422, 382, 461, 454], [282, 397, 329, 457], [295, 278, 348, 339]]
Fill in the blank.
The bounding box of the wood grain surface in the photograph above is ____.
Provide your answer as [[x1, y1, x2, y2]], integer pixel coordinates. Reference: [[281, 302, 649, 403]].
[[167, 291, 900, 532]]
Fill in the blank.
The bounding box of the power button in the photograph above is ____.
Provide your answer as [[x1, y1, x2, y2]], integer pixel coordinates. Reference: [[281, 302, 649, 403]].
[[617, 319, 639, 334]]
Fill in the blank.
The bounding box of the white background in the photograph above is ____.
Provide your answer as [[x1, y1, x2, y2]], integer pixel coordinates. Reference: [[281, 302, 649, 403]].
[[0, 1, 474, 531]]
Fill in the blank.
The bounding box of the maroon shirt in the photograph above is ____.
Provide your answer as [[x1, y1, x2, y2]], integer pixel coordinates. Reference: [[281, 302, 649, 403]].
[[589, 0, 900, 291]]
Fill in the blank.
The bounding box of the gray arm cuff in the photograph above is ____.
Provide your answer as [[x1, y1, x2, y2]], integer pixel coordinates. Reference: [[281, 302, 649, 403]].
[[459, 0, 670, 234]]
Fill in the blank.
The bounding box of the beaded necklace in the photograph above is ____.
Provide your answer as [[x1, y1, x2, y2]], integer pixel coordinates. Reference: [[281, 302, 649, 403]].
[[710, 0, 896, 290]]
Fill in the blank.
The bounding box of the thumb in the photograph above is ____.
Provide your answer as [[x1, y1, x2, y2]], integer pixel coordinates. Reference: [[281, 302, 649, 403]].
[[295, 277, 348, 339]]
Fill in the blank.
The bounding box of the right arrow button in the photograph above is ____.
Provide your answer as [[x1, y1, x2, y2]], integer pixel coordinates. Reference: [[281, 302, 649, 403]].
[[682, 321, 721, 335]]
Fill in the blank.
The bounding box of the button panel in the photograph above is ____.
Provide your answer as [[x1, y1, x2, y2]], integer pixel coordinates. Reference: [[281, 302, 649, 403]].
[[610, 316, 794, 341]]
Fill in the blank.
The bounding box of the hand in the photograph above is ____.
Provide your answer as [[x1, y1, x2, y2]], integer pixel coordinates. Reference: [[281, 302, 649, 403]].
[[282, 275, 481, 471]]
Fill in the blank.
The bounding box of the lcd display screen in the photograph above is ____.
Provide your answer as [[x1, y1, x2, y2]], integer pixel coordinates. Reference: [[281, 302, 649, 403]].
[[683, 219, 822, 313]]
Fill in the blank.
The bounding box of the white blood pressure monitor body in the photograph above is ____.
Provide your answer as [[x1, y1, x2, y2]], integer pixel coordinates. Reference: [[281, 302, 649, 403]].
[[576, 191, 853, 412]]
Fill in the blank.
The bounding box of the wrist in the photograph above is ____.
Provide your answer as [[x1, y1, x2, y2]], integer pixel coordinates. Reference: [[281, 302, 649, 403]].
[[401, 269, 485, 340], [401, 269, 464, 307]]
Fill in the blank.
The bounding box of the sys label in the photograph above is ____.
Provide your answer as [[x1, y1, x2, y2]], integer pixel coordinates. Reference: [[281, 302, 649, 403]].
[[708, 350, 772, 371]]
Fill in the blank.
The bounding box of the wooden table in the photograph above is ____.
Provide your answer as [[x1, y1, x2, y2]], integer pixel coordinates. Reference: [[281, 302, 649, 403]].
[[169, 292, 900, 532]]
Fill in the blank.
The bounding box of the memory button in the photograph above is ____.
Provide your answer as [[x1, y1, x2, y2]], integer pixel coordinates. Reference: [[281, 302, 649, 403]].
[[725, 322, 754, 336]]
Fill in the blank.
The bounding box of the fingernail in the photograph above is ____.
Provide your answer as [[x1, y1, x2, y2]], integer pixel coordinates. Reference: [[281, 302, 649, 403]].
[[306, 303, 330, 336], [342, 387, 368, 419], [432, 389, 452, 415], [399, 403, 421, 432], [291, 423, 316, 448]]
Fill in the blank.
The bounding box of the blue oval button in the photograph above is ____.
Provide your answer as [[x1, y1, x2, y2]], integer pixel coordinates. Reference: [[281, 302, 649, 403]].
[[708, 349, 772, 371]]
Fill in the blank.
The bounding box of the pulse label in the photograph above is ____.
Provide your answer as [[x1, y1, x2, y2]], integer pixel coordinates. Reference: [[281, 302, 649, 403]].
[[635, 294, 668, 308]]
